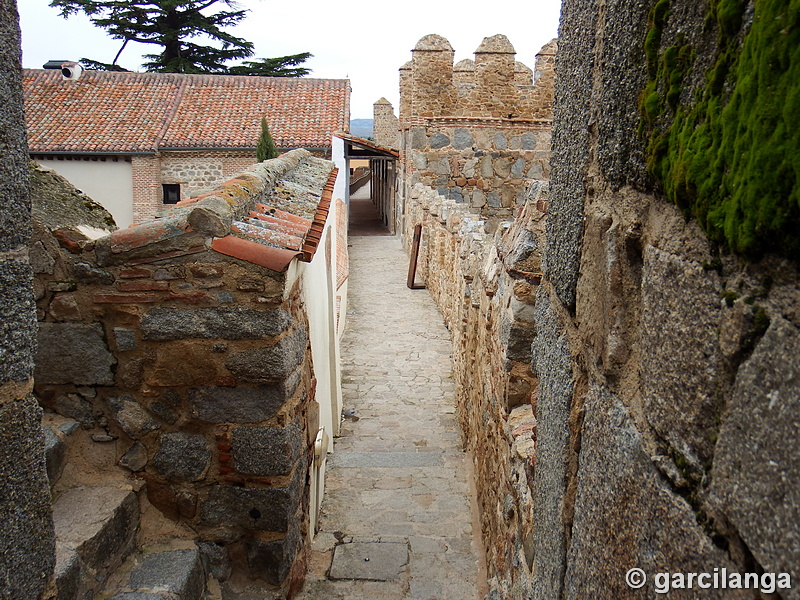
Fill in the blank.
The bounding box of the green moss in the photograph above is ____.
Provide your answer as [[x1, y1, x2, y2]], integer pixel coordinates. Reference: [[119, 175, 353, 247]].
[[640, 0, 800, 261], [741, 303, 771, 351], [720, 289, 740, 306]]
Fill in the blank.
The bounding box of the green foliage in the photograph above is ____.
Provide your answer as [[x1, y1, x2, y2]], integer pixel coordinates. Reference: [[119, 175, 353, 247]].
[[640, 0, 800, 260], [228, 53, 313, 78], [50, 0, 312, 76], [256, 117, 279, 162]]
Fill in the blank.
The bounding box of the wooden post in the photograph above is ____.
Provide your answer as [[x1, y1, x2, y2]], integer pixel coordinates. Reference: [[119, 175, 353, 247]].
[[407, 224, 426, 289]]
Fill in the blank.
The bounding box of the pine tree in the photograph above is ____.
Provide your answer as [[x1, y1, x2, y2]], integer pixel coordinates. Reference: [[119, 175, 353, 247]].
[[256, 117, 279, 161], [50, 0, 312, 76]]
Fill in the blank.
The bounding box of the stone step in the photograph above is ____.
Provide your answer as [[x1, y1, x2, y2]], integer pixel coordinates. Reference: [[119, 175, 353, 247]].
[[106, 547, 208, 600], [52, 486, 140, 600], [41, 413, 80, 488]]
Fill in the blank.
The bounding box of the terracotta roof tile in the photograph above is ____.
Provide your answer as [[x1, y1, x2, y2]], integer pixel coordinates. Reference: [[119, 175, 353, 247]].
[[94, 150, 337, 272], [334, 131, 400, 156], [211, 235, 300, 272], [23, 70, 350, 153]]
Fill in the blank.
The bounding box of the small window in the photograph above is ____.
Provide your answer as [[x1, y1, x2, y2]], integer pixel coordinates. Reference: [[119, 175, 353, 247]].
[[162, 183, 181, 204]]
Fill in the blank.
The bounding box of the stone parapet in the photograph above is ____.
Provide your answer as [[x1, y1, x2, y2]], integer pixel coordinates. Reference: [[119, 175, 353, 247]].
[[402, 182, 547, 592], [29, 149, 336, 597]]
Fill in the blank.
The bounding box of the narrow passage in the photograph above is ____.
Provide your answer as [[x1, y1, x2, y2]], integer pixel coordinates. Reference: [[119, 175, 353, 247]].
[[298, 193, 485, 599]]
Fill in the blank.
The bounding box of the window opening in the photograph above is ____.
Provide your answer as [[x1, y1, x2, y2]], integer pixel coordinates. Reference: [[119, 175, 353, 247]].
[[162, 183, 180, 204]]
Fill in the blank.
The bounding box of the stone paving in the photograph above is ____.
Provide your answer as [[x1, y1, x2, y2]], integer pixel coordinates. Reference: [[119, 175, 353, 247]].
[[297, 233, 486, 600]]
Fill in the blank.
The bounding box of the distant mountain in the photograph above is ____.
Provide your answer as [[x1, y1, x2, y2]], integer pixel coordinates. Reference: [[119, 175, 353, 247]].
[[350, 119, 373, 139]]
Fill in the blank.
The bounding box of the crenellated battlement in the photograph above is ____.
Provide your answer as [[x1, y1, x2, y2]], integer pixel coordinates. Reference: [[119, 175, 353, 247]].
[[397, 34, 556, 124], [376, 34, 557, 228]]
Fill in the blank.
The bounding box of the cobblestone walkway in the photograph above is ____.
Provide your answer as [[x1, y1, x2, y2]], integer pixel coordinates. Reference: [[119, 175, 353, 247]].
[[297, 235, 486, 600]]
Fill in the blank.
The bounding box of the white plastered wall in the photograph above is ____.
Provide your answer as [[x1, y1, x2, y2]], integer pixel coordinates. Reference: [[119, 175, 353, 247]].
[[285, 186, 347, 534], [37, 158, 134, 228]]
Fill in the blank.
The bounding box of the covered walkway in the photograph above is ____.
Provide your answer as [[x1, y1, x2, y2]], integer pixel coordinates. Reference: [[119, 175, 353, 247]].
[[297, 195, 486, 599]]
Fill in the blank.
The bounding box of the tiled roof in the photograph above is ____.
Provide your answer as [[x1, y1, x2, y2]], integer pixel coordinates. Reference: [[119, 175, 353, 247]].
[[95, 149, 336, 273], [23, 70, 350, 153]]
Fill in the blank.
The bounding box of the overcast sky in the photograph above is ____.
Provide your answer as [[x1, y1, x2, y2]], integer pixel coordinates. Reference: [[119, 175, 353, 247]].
[[18, 0, 562, 120]]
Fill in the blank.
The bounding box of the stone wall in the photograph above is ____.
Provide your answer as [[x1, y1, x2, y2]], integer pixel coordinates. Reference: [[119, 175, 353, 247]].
[[133, 150, 333, 225], [31, 151, 333, 595], [527, 0, 800, 596], [160, 152, 262, 203], [133, 151, 257, 223], [396, 34, 556, 233], [373, 98, 400, 148], [402, 181, 547, 597], [0, 2, 55, 599], [402, 4, 800, 599]]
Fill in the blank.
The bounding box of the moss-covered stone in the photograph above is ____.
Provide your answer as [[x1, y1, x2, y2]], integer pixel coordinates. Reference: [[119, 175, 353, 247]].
[[641, 0, 800, 260]]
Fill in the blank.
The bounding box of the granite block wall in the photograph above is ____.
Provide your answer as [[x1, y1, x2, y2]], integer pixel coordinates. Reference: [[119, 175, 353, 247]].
[[528, 0, 800, 598], [0, 2, 55, 598], [396, 34, 556, 233]]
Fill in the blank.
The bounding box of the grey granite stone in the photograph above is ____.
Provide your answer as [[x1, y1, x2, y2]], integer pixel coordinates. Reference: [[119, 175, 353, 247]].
[[0, 395, 55, 599], [141, 306, 291, 341], [710, 317, 800, 592], [544, 0, 596, 308], [563, 386, 740, 599], [117, 357, 146, 389], [189, 370, 300, 424], [0, 4, 30, 254], [119, 441, 148, 472], [148, 400, 179, 425], [493, 133, 508, 150], [429, 133, 450, 149], [200, 469, 301, 532], [245, 526, 300, 585], [55, 393, 95, 427], [58, 419, 79, 435], [152, 433, 210, 482], [526, 162, 544, 179], [54, 544, 81, 600], [232, 423, 302, 476], [410, 127, 427, 149], [0, 259, 36, 383], [530, 287, 572, 600], [505, 322, 536, 363], [29, 240, 54, 274], [224, 327, 307, 383], [129, 549, 206, 600], [0, 16, 55, 599], [52, 487, 139, 578], [521, 133, 537, 150], [35, 323, 116, 386], [640, 245, 721, 466], [510, 157, 526, 178], [44, 426, 66, 485], [114, 328, 137, 351], [197, 540, 231, 582], [595, 0, 651, 190], [452, 128, 474, 150], [73, 261, 114, 285]]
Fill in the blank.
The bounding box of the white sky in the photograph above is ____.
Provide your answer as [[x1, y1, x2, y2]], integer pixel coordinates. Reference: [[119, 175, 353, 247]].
[[18, 0, 562, 119]]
